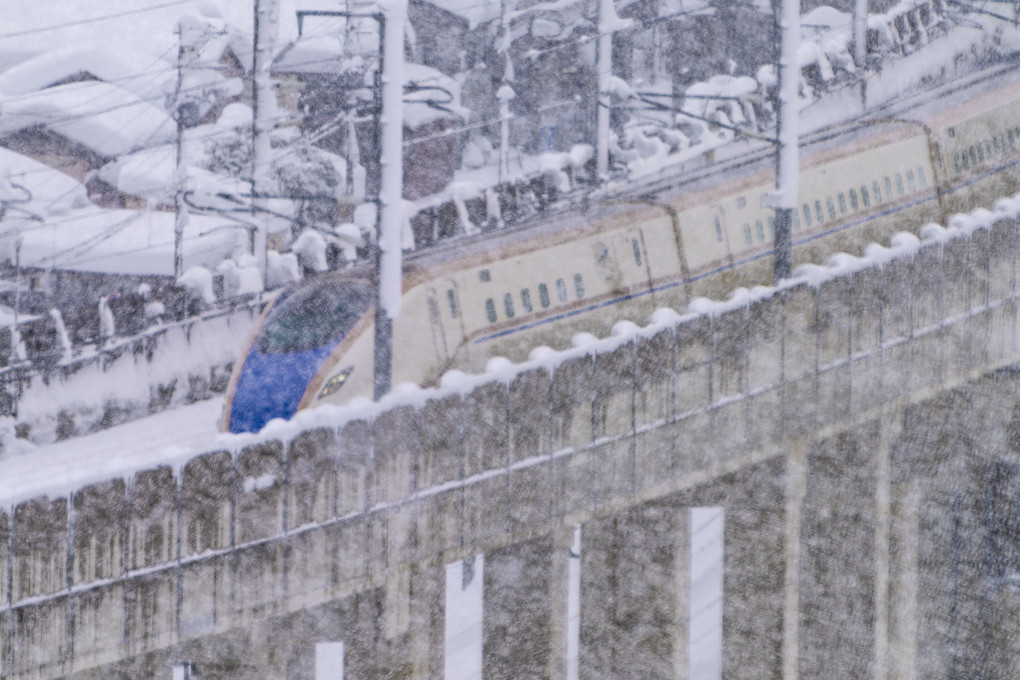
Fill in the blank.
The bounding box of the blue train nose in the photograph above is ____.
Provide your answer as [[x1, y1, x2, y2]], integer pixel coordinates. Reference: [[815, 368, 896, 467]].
[[228, 345, 334, 434]]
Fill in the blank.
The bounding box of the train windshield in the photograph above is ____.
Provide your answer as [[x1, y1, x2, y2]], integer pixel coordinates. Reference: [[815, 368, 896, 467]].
[[256, 279, 373, 354]]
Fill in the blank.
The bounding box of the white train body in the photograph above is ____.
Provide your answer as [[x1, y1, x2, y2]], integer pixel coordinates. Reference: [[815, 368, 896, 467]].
[[223, 66, 1020, 433]]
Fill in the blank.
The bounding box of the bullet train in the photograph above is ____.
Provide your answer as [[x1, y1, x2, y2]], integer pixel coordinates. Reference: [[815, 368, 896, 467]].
[[222, 62, 1020, 433]]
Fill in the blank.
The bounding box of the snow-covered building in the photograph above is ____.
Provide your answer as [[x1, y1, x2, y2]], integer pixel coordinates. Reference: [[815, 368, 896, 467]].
[[0, 146, 90, 218], [0, 81, 175, 183], [273, 36, 468, 202], [0, 45, 177, 105]]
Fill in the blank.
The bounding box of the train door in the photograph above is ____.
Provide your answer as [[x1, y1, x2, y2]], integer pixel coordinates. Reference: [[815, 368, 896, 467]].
[[426, 283, 467, 370], [708, 202, 738, 294], [611, 228, 653, 295]]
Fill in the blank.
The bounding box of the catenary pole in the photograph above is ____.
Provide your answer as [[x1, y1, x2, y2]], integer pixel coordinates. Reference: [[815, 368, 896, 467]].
[[252, 0, 280, 286], [497, 0, 513, 184], [374, 0, 406, 400], [173, 23, 189, 281], [853, 0, 868, 69], [771, 0, 800, 283], [595, 0, 614, 180]]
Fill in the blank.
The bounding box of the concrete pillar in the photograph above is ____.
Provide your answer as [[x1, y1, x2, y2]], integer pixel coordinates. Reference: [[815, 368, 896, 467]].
[[889, 480, 919, 680], [580, 505, 688, 679], [874, 413, 903, 680], [483, 537, 556, 679], [798, 424, 880, 680]]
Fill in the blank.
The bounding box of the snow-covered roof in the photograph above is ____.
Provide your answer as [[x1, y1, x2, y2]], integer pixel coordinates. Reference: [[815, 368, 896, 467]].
[[178, 11, 254, 74], [95, 143, 255, 207], [0, 81, 175, 158], [0, 146, 89, 216], [801, 6, 850, 33], [429, 0, 502, 29], [0, 45, 176, 104], [0, 206, 248, 276], [273, 35, 373, 76]]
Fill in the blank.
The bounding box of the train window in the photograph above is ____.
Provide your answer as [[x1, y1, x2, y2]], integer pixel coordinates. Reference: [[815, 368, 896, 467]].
[[714, 216, 723, 242], [917, 166, 927, 188], [479, 269, 491, 283], [255, 280, 374, 355], [756, 220, 765, 242], [994, 136, 1001, 155], [895, 173, 904, 196], [504, 293, 515, 318], [574, 274, 585, 299], [556, 278, 568, 303], [632, 239, 642, 266], [826, 198, 836, 221], [736, 196, 747, 208], [906, 169, 915, 193], [815, 200, 824, 223], [428, 297, 440, 324], [485, 299, 497, 323], [447, 290, 458, 318], [884, 177, 893, 198], [838, 193, 848, 215], [802, 204, 812, 227], [947, 126, 956, 138], [976, 143, 984, 163], [953, 152, 961, 173], [768, 216, 775, 237], [961, 151, 969, 170], [860, 185, 870, 208], [538, 283, 550, 308], [873, 181, 882, 203], [932, 141, 942, 165], [849, 188, 859, 211], [969, 146, 977, 167], [521, 288, 532, 313], [743, 223, 752, 244]]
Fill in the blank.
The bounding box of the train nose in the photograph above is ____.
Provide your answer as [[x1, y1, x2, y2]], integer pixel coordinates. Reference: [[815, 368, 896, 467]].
[[228, 345, 333, 434]]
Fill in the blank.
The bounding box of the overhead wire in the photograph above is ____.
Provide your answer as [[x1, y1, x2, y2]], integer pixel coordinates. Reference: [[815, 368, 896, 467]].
[[1, 0, 780, 247], [0, 1, 197, 39]]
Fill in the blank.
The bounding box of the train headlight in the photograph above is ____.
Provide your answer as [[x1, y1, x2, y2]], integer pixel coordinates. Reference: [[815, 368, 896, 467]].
[[318, 366, 354, 398]]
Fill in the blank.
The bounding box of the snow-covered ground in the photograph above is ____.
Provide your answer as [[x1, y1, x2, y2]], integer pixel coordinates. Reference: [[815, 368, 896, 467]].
[[0, 397, 224, 507]]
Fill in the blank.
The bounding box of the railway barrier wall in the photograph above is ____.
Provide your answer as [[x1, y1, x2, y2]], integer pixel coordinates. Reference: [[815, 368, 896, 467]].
[[4, 210, 1020, 678], [0, 302, 261, 445]]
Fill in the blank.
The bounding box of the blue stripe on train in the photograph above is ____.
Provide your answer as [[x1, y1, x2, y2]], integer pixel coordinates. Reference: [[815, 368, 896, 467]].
[[229, 344, 334, 434]]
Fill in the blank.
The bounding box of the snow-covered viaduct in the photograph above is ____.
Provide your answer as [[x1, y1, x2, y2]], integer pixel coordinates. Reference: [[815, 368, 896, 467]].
[[4, 206, 1020, 679]]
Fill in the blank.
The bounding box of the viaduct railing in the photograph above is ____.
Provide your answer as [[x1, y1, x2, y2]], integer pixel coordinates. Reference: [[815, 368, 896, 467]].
[[4, 202, 1020, 678]]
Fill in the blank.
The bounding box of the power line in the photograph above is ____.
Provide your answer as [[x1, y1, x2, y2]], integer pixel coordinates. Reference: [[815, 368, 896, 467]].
[[0, 0, 196, 39]]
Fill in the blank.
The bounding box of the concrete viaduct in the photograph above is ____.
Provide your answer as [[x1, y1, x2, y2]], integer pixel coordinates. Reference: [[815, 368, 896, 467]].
[[4, 207, 1020, 680]]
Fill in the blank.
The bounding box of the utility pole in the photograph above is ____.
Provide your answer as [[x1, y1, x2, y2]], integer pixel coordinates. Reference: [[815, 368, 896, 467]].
[[853, 0, 868, 108], [252, 0, 280, 286], [853, 0, 868, 69], [769, 0, 800, 283], [595, 0, 614, 181], [173, 23, 190, 281], [497, 0, 514, 185], [374, 0, 406, 400]]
